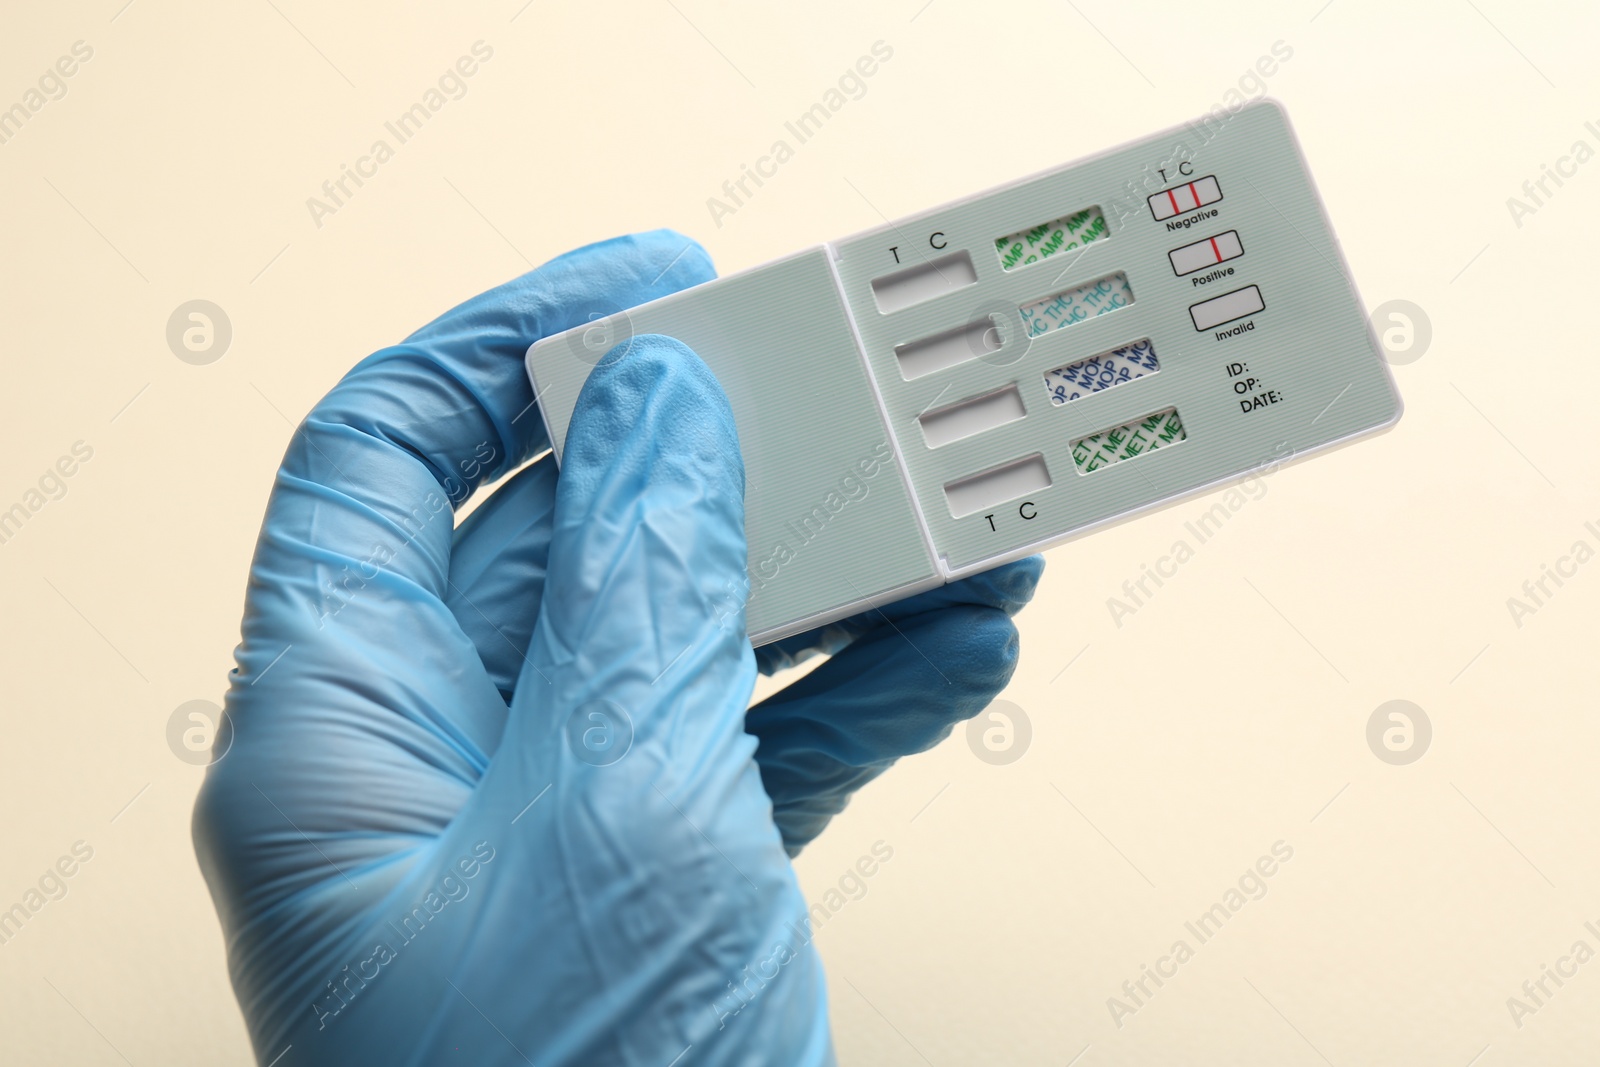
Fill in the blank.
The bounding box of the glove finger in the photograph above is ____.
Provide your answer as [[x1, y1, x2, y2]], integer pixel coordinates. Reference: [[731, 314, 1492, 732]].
[[756, 555, 1044, 673], [444, 455, 558, 705], [748, 559, 1042, 854], [400, 227, 713, 484], [255, 229, 713, 633], [206, 232, 712, 842]]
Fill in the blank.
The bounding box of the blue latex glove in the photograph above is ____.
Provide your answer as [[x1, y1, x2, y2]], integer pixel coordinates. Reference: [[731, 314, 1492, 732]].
[[193, 230, 1041, 1066]]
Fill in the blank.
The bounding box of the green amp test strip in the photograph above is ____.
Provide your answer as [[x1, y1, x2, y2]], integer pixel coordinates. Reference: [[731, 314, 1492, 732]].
[[526, 101, 1401, 646]]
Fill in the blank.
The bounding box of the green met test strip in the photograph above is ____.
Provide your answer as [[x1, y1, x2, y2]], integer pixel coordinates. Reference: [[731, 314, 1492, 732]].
[[526, 100, 1401, 646]]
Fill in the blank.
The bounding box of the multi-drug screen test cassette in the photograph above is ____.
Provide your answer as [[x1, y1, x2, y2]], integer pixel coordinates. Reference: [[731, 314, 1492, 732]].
[[526, 100, 1401, 646]]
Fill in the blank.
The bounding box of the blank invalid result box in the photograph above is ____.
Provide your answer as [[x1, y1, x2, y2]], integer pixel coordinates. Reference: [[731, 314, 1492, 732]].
[[1190, 285, 1264, 331]]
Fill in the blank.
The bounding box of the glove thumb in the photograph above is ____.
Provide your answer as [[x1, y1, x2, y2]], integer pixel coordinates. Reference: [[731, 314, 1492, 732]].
[[447, 335, 829, 1063], [515, 337, 758, 780]]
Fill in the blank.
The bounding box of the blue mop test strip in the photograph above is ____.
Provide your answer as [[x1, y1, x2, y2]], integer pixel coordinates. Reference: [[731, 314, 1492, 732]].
[[526, 100, 1400, 645]]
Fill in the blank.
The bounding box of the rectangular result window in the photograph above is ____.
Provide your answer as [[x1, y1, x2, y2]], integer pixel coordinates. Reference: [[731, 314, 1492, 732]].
[[943, 454, 1052, 519], [1019, 272, 1133, 339], [994, 207, 1108, 272], [870, 251, 978, 314], [894, 316, 1002, 380], [918, 385, 1027, 449], [1071, 408, 1187, 474]]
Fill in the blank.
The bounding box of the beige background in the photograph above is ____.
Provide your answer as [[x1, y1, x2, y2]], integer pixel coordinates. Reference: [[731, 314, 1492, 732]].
[[2, 0, 1597, 1063]]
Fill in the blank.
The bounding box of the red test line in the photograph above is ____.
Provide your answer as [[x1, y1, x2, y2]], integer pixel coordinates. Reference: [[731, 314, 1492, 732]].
[[1209, 236, 1221, 262]]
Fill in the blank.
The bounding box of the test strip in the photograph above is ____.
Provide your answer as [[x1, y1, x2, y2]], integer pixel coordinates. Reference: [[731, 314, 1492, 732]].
[[1043, 339, 1159, 406], [994, 207, 1107, 272], [1019, 272, 1133, 339], [1169, 230, 1244, 276], [1072, 409, 1187, 474]]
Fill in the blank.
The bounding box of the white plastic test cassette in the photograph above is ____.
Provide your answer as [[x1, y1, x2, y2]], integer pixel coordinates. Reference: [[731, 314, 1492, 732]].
[[526, 100, 1401, 646]]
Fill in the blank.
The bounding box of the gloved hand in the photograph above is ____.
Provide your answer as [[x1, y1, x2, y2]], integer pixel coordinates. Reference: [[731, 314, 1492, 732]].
[[193, 230, 1041, 1066]]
